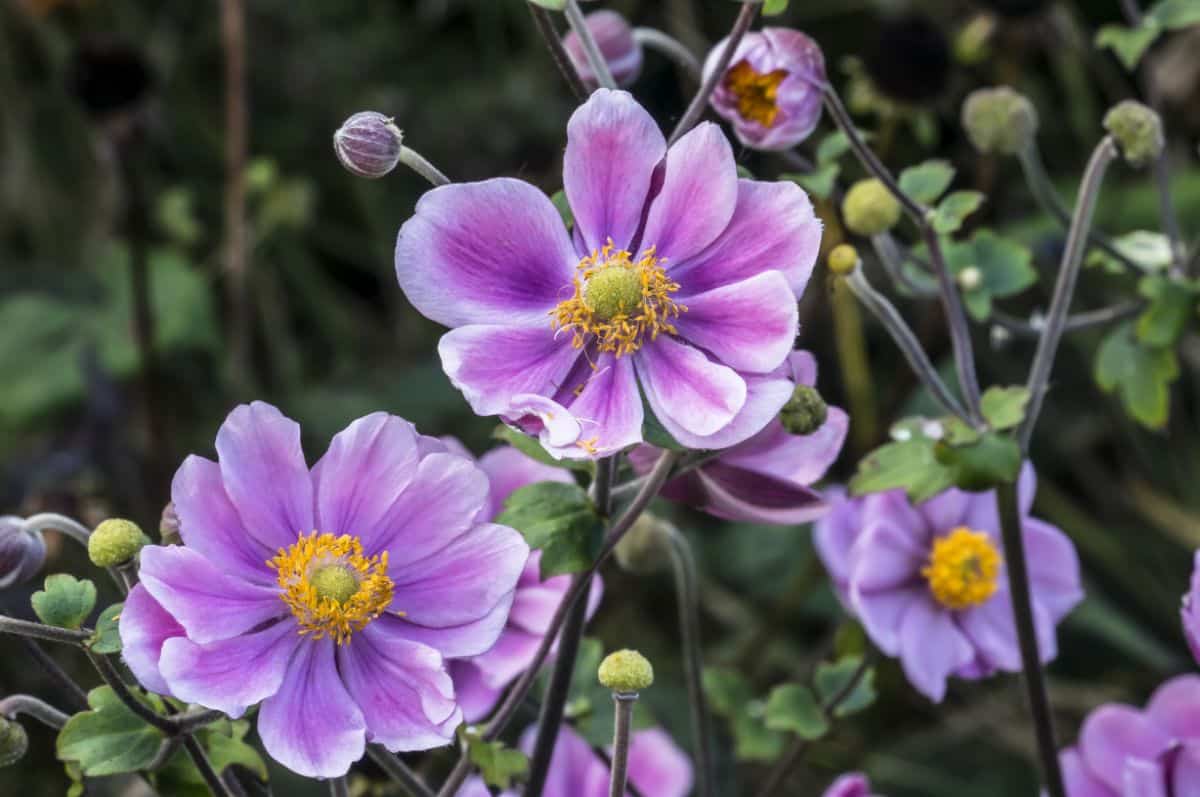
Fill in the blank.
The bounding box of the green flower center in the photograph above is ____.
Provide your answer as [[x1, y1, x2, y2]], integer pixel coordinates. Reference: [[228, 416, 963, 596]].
[[584, 265, 644, 321], [309, 564, 361, 606]]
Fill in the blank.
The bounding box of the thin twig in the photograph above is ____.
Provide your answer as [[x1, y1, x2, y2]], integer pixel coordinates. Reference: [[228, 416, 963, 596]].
[[669, 2, 760, 146], [1019, 137, 1118, 450], [563, 0, 616, 89], [368, 745, 436, 797], [0, 615, 91, 645], [0, 694, 69, 730], [666, 529, 714, 797], [328, 776, 350, 797], [399, 147, 451, 187], [24, 513, 91, 548], [633, 28, 701, 79], [87, 651, 177, 735], [184, 733, 235, 797], [528, 2, 589, 101], [991, 302, 1142, 339], [221, 0, 250, 386], [21, 638, 88, 710], [607, 693, 637, 797]]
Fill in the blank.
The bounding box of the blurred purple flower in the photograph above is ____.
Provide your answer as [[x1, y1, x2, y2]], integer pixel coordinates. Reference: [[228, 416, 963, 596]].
[[444, 444, 603, 722], [1182, 551, 1200, 667], [704, 28, 826, 151], [395, 89, 821, 459], [824, 772, 877, 797], [1054, 675, 1200, 796], [814, 467, 1083, 701], [630, 351, 847, 524], [118, 402, 528, 778], [563, 11, 643, 88], [458, 724, 692, 797], [0, 516, 45, 589]]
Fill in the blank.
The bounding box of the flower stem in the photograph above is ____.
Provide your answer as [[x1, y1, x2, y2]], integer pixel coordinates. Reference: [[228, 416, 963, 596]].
[[527, 2, 589, 101], [86, 651, 178, 735], [1018, 137, 1118, 451], [607, 693, 637, 797], [328, 776, 350, 797], [633, 28, 701, 80], [991, 302, 1142, 339], [174, 708, 227, 735], [0, 615, 91, 645], [23, 512, 91, 548], [368, 745, 436, 797], [666, 529, 715, 797], [399, 147, 450, 187], [183, 733, 234, 797], [563, 0, 616, 89], [995, 481, 1065, 797], [22, 638, 88, 710], [668, 1, 760, 146], [823, 86, 983, 422], [0, 694, 69, 730]]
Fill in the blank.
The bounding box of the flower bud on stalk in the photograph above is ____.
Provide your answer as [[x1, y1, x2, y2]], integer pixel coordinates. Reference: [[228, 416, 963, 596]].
[[1103, 100, 1164, 168], [562, 11, 643, 88], [0, 517, 45, 589], [88, 518, 147, 568], [0, 718, 27, 768], [599, 650, 653, 797], [842, 179, 901, 237], [333, 111, 404, 179], [961, 86, 1038, 155], [827, 244, 859, 276], [613, 514, 672, 574]]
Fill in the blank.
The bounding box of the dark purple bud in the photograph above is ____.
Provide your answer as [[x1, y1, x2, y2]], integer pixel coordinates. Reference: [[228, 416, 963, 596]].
[[562, 11, 643, 88], [333, 111, 404, 179], [0, 517, 45, 590]]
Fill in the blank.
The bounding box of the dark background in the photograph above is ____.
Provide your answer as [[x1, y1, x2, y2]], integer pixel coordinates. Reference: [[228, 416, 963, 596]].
[[2, 0, 1199, 793]]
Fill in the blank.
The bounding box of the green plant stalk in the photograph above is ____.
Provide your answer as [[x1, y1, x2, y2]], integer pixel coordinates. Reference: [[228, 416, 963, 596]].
[[399, 147, 450, 187], [667, 529, 715, 797], [633, 28, 701, 79], [21, 638, 88, 710], [368, 745, 436, 797], [0, 615, 91, 645], [528, 2, 589, 101], [183, 733, 234, 797], [0, 694, 69, 730], [563, 0, 616, 89], [607, 693, 637, 797]]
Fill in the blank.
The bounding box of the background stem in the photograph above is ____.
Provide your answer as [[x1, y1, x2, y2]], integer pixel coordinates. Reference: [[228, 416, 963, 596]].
[[563, 0, 616, 89], [528, 2, 589, 101], [368, 745, 436, 797], [668, 2, 759, 146], [666, 529, 714, 797], [607, 694, 636, 797]]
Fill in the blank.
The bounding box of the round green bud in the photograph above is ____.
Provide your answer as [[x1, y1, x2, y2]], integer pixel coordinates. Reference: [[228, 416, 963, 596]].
[[598, 649, 654, 693], [585, 267, 642, 320], [1103, 100, 1164, 168], [0, 718, 27, 768], [88, 518, 146, 568], [961, 86, 1039, 155], [827, 243, 859, 276], [842, 179, 902, 237], [957, 265, 983, 291], [781, 384, 828, 436], [614, 514, 672, 574]]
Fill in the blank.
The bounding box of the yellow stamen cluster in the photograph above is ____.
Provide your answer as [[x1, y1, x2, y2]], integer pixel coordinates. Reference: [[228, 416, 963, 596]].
[[269, 532, 395, 645], [725, 60, 789, 128], [550, 241, 684, 358], [921, 527, 1002, 611]]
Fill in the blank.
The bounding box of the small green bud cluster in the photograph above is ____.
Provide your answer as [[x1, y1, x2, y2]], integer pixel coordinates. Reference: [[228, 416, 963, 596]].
[[781, 385, 828, 436], [1103, 100, 1164, 168], [0, 718, 27, 768], [961, 86, 1039, 155]]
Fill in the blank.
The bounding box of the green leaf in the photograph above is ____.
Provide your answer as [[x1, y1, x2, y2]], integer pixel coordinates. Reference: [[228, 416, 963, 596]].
[[833, 621, 867, 659], [1095, 322, 1180, 428], [57, 687, 166, 776], [88, 603, 124, 654], [980, 386, 1031, 431], [849, 438, 957, 503], [466, 735, 528, 790], [816, 131, 853, 165], [492, 425, 593, 473], [703, 669, 786, 761], [1096, 22, 1161, 70], [204, 725, 268, 781], [785, 165, 839, 201], [814, 657, 877, 718], [943, 230, 1036, 320], [937, 432, 1022, 491], [1136, 276, 1196, 347], [528, 0, 566, 9], [898, 160, 956, 204], [1150, 0, 1200, 29], [764, 684, 829, 739], [762, 0, 790, 15], [496, 482, 601, 578], [703, 668, 753, 717], [642, 401, 688, 451], [549, 189, 574, 229], [32, 574, 96, 630], [931, 191, 985, 234]]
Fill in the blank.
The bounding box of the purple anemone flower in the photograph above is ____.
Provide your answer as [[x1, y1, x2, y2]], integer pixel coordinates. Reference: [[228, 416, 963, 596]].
[[0, 516, 45, 589], [563, 11, 643, 89], [814, 467, 1083, 702], [1182, 551, 1200, 667], [117, 403, 529, 778], [824, 772, 879, 797], [704, 28, 826, 151], [457, 724, 693, 797], [394, 89, 821, 459], [1054, 675, 1200, 796], [630, 350, 847, 524], [444, 444, 603, 722]]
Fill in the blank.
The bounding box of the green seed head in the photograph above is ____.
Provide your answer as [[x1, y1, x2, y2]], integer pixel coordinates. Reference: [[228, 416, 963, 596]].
[[310, 564, 360, 605], [88, 519, 147, 568], [598, 649, 654, 693], [0, 718, 27, 768], [1103, 100, 1164, 168], [961, 86, 1038, 155], [827, 243, 859, 276], [781, 384, 828, 436], [842, 179, 902, 237], [585, 266, 643, 321]]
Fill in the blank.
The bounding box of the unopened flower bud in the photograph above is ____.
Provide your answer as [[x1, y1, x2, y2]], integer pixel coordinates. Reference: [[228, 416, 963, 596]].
[[563, 11, 643, 89], [842, 179, 901, 237], [781, 384, 828, 436], [598, 649, 654, 693], [961, 86, 1038, 155], [613, 514, 672, 574], [957, 266, 983, 291], [0, 517, 45, 589], [88, 518, 147, 568], [0, 718, 27, 768], [1103, 100, 1164, 168], [334, 111, 404, 179], [828, 244, 859, 276]]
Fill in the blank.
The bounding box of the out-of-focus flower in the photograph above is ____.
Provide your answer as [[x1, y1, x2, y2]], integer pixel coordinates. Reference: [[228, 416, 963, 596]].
[[631, 352, 847, 525], [961, 86, 1039, 155], [1182, 552, 1200, 666], [1053, 675, 1200, 796], [562, 11, 643, 88], [0, 517, 45, 590], [704, 28, 826, 151], [118, 403, 529, 778], [823, 772, 879, 797], [458, 725, 692, 797], [1103, 101, 1164, 168], [814, 468, 1083, 701], [395, 89, 821, 458], [334, 111, 404, 179], [863, 15, 950, 106], [445, 444, 603, 722]]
